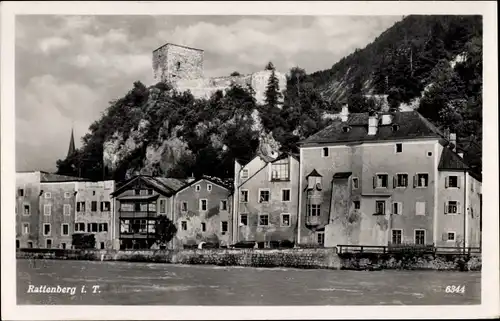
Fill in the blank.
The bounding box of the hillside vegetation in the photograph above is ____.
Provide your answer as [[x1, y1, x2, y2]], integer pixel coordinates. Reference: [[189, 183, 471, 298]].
[[56, 15, 483, 180]]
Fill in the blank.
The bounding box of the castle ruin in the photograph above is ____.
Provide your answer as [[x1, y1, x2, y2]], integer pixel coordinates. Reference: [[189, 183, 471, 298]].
[[152, 43, 287, 105]]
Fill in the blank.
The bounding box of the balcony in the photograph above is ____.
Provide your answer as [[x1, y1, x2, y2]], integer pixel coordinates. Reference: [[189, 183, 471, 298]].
[[119, 232, 156, 239], [119, 211, 157, 219]]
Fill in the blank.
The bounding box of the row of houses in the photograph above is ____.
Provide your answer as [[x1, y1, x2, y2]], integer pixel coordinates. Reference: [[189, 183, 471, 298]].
[[16, 109, 482, 250]]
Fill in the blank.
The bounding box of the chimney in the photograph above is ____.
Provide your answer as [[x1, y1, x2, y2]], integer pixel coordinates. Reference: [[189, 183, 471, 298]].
[[368, 112, 378, 136], [340, 104, 349, 122], [449, 133, 457, 151], [380, 113, 393, 125], [187, 173, 196, 183]]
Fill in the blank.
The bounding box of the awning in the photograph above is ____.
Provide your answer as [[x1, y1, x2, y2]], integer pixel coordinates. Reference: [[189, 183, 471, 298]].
[[333, 172, 352, 179], [117, 194, 160, 201]]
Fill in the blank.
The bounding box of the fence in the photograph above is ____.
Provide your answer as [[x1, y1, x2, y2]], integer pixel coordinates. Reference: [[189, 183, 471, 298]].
[[337, 244, 481, 256]]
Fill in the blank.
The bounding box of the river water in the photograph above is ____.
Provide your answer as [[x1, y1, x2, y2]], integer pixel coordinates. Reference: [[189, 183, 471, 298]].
[[17, 259, 480, 305]]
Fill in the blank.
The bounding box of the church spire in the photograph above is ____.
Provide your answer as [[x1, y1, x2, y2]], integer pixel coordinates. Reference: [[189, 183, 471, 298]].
[[67, 126, 76, 158]]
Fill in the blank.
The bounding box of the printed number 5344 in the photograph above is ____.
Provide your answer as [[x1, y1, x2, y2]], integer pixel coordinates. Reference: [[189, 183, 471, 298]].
[[445, 285, 465, 294]]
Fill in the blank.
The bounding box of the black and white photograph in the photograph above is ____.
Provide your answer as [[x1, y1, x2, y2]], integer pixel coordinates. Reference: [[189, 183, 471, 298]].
[[1, 1, 498, 319]]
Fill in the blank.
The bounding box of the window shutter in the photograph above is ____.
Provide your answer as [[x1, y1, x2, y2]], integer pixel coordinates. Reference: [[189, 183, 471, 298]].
[[393, 176, 396, 188], [444, 202, 448, 214], [413, 175, 417, 188], [445, 176, 449, 188], [457, 201, 462, 214], [457, 176, 461, 188], [399, 202, 403, 215], [373, 176, 376, 189], [442, 232, 448, 241]]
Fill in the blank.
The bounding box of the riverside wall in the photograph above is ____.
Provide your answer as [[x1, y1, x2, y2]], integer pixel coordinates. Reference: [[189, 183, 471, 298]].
[[16, 248, 481, 271]]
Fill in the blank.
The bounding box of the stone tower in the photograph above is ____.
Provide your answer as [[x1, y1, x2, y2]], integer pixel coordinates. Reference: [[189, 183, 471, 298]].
[[152, 43, 204, 85]]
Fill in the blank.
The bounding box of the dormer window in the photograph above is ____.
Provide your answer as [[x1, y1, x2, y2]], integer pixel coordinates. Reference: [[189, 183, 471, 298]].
[[392, 124, 400, 132], [342, 126, 351, 133], [306, 169, 323, 190]]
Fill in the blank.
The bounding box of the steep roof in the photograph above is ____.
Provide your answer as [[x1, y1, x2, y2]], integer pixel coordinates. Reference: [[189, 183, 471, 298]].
[[306, 169, 322, 178], [67, 128, 76, 158], [299, 111, 445, 146], [40, 172, 87, 183], [438, 147, 469, 170], [111, 175, 188, 197]]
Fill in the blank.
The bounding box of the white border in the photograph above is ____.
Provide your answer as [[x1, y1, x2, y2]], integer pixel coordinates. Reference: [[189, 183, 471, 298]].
[[2, 1, 499, 320]]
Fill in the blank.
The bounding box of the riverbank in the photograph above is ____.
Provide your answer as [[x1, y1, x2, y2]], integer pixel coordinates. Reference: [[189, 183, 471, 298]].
[[16, 248, 481, 271]]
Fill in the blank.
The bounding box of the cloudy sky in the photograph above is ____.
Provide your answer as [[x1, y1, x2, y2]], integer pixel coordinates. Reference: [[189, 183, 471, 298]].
[[15, 15, 402, 172]]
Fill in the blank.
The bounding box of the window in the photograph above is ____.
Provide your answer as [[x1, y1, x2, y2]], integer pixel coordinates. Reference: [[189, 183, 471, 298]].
[[281, 213, 290, 227], [201, 222, 206, 232], [416, 201, 426, 216], [221, 221, 228, 233], [199, 199, 208, 211], [258, 214, 269, 226], [195, 185, 201, 192], [415, 230, 426, 245], [374, 174, 388, 188], [44, 192, 51, 199], [43, 223, 51, 236], [91, 201, 98, 212], [44, 204, 51, 216], [391, 229, 402, 244], [427, 151, 433, 157], [77, 202, 86, 212], [16, 240, 20, 249], [22, 223, 30, 235], [317, 232, 325, 246], [63, 204, 71, 215], [307, 204, 321, 216], [447, 232, 456, 241], [271, 158, 290, 181], [396, 143, 403, 153], [282, 189, 291, 202], [159, 199, 166, 213], [352, 177, 359, 189], [240, 190, 249, 202], [446, 176, 459, 188], [87, 223, 98, 232], [220, 200, 228, 211], [181, 201, 188, 212], [61, 224, 69, 236], [241, 169, 249, 179], [392, 124, 400, 132], [342, 126, 350, 133], [207, 184, 212, 191], [176, 61, 181, 70], [181, 221, 187, 231], [240, 214, 248, 226], [101, 201, 111, 212], [322, 147, 329, 157], [415, 173, 429, 187], [27, 242, 33, 248], [64, 192, 71, 198], [147, 189, 153, 195], [134, 203, 141, 211], [392, 202, 402, 215], [470, 181, 474, 192], [445, 201, 459, 214], [120, 220, 131, 234], [98, 223, 108, 232], [395, 174, 408, 188], [100, 242, 105, 249], [46, 239, 52, 249], [18, 188, 24, 197], [92, 191, 96, 196], [75, 223, 85, 232], [23, 204, 30, 216], [61, 242, 66, 249], [375, 201, 386, 215], [134, 189, 140, 195], [353, 200, 361, 210], [259, 189, 270, 203]]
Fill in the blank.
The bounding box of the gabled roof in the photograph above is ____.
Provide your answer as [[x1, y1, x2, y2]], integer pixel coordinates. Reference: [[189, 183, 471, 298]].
[[299, 111, 445, 146], [111, 175, 187, 197], [40, 172, 87, 183], [438, 147, 469, 171], [306, 169, 322, 178]]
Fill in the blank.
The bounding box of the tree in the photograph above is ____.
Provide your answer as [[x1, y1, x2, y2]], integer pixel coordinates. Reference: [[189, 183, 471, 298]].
[[155, 215, 177, 248], [230, 71, 241, 76], [264, 68, 282, 109], [265, 61, 275, 71]]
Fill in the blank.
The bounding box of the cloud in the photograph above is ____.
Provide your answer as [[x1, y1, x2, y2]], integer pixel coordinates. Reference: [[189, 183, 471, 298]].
[[15, 15, 402, 171]]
